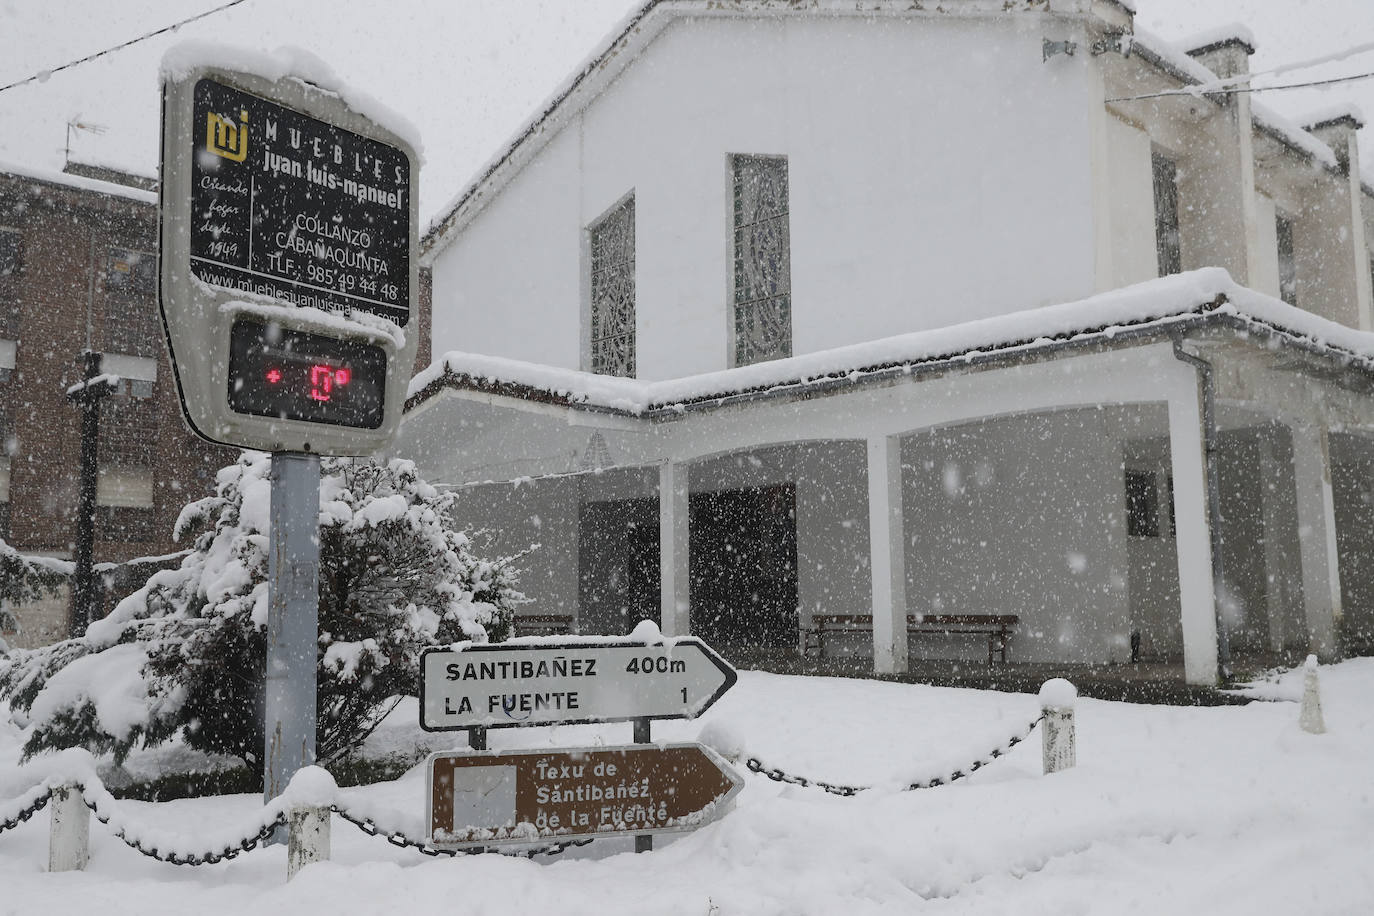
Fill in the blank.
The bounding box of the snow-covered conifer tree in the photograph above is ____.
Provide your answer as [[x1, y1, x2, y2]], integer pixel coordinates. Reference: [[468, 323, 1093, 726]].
[[0, 452, 520, 768]]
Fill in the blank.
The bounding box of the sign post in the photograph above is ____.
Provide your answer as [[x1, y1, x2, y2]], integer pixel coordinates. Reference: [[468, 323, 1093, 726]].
[[159, 57, 418, 814], [419, 637, 738, 731], [264, 452, 321, 802], [427, 743, 743, 849]]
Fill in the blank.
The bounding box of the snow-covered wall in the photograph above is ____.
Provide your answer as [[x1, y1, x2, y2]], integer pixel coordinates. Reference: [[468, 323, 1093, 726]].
[[431, 12, 1100, 380], [1104, 114, 1158, 289]]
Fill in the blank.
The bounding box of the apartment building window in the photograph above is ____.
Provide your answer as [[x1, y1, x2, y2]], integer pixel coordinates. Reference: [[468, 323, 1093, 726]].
[[97, 467, 156, 543], [1152, 151, 1182, 277], [0, 229, 19, 279], [588, 195, 636, 377], [0, 230, 21, 340], [1276, 213, 1298, 306], [731, 154, 791, 365], [105, 248, 160, 358]]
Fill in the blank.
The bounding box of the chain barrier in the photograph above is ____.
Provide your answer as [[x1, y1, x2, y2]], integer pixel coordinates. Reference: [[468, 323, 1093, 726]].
[[0, 784, 53, 836], [0, 775, 594, 865], [331, 803, 594, 859], [745, 713, 1045, 796], [3, 714, 1046, 864]]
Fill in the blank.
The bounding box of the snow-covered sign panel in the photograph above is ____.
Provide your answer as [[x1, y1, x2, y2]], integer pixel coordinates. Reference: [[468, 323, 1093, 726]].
[[159, 49, 418, 455], [419, 634, 738, 731], [427, 743, 743, 848]]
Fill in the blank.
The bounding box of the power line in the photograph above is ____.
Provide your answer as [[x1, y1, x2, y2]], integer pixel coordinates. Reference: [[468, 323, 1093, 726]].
[[1107, 67, 1374, 104], [0, 0, 250, 95]]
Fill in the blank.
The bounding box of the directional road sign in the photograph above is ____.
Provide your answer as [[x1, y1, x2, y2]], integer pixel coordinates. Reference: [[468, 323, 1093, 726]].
[[160, 63, 418, 455], [427, 743, 743, 847], [420, 638, 738, 731]]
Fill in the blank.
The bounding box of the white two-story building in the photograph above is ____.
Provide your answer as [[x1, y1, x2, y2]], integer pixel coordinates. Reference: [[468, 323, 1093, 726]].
[[396, 0, 1374, 685]]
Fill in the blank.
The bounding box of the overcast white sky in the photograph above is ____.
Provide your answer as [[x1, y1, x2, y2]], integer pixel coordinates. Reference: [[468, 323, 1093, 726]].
[[2, 0, 1373, 225]]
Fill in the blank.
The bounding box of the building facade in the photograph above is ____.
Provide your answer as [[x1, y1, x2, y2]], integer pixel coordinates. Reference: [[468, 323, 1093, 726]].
[[402, 0, 1374, 684], [0, 162, 235, 646], [0, 161, 435, 647]]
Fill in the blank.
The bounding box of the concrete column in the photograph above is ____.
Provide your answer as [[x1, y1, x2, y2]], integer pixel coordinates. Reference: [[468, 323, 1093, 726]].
[[1166, 381, 1220, 685], [287, 806, 331, 879], [658, 462, 690, 637], [1290, 422, 1343, 659], [866, 435, 908, 674], [48, 785, 89, 873], [1259, 434, 1299, 651], [1306, 113, 1373, 330], [1180, 39, 1264, 286]]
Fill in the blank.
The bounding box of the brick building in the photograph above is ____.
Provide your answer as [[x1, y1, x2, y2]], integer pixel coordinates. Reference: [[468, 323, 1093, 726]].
[[0, 161, 431, 648]]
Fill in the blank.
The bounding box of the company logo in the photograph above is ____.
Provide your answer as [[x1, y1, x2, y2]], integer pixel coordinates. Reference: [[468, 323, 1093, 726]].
[[206, 109, 249, 162]]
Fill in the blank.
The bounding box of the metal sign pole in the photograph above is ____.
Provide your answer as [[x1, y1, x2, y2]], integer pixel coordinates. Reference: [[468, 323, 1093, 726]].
[[633, 717, 652, 854], [264, 452, 321, 811]]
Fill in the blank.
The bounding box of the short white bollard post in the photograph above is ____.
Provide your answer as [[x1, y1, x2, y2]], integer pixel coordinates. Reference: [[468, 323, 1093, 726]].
[[287, 806, 331, 879], [48, 785, 90, 872], [1039, 678, 1077, 775], [1299, 654, 1326, 735]]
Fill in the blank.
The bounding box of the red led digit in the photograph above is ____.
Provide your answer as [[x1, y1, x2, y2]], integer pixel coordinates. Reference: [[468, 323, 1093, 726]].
[[265, 368, 283, 384], [334, 368, 351, 386], [310, 364, 334, 402]]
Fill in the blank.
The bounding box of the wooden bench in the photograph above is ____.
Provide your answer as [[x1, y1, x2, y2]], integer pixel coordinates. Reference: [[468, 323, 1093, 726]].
[[512, 614, 575, 638], [801, 614, 1019, 665]]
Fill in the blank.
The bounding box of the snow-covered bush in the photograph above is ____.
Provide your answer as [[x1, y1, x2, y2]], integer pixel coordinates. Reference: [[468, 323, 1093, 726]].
[[0, 452, 520, 767], [0, 539, 70, 606]]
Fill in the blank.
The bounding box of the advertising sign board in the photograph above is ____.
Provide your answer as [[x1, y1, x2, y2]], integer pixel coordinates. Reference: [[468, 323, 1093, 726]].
[[159, 65, 418, 454]]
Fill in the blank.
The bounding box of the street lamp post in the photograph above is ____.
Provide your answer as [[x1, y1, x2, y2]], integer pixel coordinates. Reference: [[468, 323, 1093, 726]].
[[65, 350, 117, 638]]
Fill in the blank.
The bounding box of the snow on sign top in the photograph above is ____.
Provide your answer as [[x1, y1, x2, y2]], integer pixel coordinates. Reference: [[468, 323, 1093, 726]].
[[159, 47, 419, 456]]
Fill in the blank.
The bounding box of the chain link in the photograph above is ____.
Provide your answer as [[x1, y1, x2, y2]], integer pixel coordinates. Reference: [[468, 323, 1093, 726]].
[[745, 714, 1045, 796], [331, 803, 594, 859], [0, 785, 54, 835], [79, 783, 286, 867]]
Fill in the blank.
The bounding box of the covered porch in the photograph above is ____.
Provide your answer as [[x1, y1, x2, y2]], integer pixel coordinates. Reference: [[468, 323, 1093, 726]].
[[395, 273, 1374, 686]]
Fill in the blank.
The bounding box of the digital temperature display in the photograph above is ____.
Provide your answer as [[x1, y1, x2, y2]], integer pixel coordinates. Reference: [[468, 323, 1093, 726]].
[[227, 319, 387, 429]]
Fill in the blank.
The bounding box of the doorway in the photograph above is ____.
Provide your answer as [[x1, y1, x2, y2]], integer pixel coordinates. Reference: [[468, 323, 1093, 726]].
[[689, 484, 798, 655]]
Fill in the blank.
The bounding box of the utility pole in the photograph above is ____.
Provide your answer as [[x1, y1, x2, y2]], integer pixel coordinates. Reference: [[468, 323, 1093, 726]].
[[65, 350, 117, 638]]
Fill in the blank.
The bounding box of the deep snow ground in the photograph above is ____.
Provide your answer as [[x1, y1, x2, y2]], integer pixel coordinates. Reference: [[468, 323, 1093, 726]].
[[2, 662, 1373, 915]]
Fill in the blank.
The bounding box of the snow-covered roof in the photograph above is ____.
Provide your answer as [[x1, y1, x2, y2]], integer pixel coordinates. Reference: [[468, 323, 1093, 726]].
[[1305, 103, 1367, 132], [407, 268, 1374, 418], [1178, 23, 1256, 58], [1127, 30, 1341, 172], [0, 158, 158, 205]]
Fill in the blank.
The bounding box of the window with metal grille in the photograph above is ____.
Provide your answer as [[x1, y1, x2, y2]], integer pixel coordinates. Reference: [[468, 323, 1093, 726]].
[[731, 154, 791, 365], [1276, 212, 1298, 306], [1152, 152, 1182, 277], [588, 196, 636, 377]]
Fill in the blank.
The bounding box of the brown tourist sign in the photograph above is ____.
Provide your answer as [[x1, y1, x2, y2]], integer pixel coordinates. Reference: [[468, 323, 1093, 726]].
[[427, 743, 744, 847]]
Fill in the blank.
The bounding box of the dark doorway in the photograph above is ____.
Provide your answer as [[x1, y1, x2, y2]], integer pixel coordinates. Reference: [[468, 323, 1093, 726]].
[[578, 498, 659, 636], [689, 484, 798, 655]]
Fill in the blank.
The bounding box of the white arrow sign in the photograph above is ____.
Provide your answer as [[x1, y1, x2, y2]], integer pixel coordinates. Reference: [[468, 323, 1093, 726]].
[[419, 637, 738, 731]]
